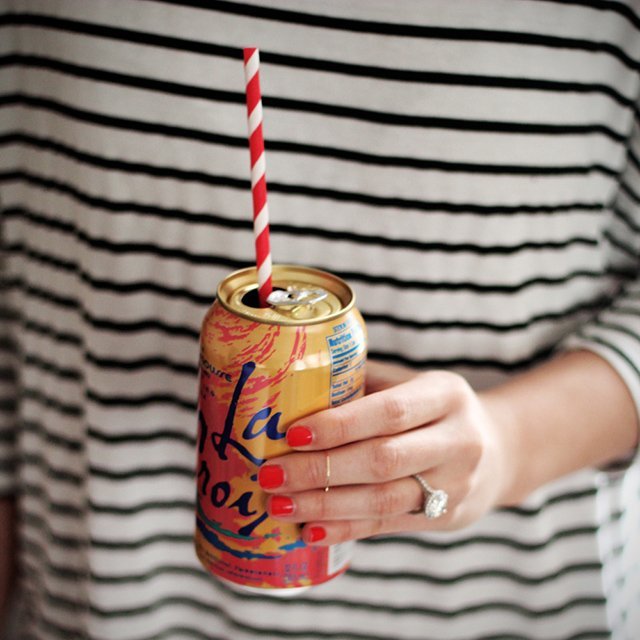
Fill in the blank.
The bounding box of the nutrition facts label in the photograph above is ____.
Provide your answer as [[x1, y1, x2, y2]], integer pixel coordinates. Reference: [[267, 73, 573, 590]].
[[326, 320, 366, 407]]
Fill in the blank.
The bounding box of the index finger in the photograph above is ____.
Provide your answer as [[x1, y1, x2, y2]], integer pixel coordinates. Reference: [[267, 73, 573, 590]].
[[286, 370, 460, 450]]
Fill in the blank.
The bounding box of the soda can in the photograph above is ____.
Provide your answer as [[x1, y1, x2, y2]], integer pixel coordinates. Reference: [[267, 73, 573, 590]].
[[194, 265, 367, 594]]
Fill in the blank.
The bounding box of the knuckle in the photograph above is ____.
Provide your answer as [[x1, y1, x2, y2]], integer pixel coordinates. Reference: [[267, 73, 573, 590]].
[[369, 518, 387, 538], [381, 394, 410, 431], [463, 433, 484, 466], [330, 407, 354, 445], [371, 483, 404, 516], [338, 520, 357, 543], [312, 492, 330, 521], [305, 454, 328, 489], [371, 437, 403, 481]]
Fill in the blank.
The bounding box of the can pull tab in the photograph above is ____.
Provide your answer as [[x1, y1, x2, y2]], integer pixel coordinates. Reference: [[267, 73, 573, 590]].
[[267, 287, 328, 308]]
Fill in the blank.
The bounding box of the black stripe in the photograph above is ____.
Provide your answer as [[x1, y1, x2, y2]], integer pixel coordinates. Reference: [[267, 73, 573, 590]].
[[544, 0, 640, 31], [0, 92, 629, 144], [22, 454, 83, 485], [370, 347, 557, 373], [0, 126, 608, 209], [610, 303, 640, 319], [16, 594, 86, 640], [147, 0, 640, 74], [346, 267, 624, 293], [2, 185, 606, 259], [22, 388, 82, 417], [88, 425, 195, 447], [23, 563, 610, 626], [0, 400, 17, 413], [0, 457, 17, 472], [6, 276, 79, 310], [1, 163, 611, 218], [7, 231, 608, 305], [0, 130, 624, 197], [89, 464, 193, 480], [360, 517, 620, 552], [25, 339, 198, 377], [612, 204, 640, 235], [90, 532, 191, 549], [347, 561, 602, 586], [90, 498, 194, 514], [22, 515, 615, 554], [22, 541, 601, 587], [0, 306, 19, 322], [6, 268, 212, 311], [619, 178, 640, 207], [85, 388, 195, 412], [0, 366, 16, 381], [24, 353, 81, 382], [78, 314, 198, 340], [589, 318, 640, 349], [23, 418, 83, 453], [0, 54, 640, 122], [85, 352, 197, 376], [364, 295, 609, 333], [604, 228, 639, 260], [105, 629, 611, 640], [0, 335, 19, 352], [23, 316, 81, 346], [22, 513, 86, 549], [22, 483, 84, 518], [1, 8, 638, 101], [4, 210, 622, 294], [499, 487, 598, 517], [94, 630, 223, 640], [6, 266, 602, 373], [10, 291, 608, 341], [90, 592, 609, 622], [3, 4, 639, 69]]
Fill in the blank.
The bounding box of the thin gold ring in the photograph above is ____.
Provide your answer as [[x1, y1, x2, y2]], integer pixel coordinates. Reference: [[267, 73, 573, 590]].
[[324, 452, 331, 493]]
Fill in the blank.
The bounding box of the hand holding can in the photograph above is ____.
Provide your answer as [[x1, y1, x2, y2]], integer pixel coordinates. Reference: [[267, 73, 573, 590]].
[[194, 265, 367, 594]]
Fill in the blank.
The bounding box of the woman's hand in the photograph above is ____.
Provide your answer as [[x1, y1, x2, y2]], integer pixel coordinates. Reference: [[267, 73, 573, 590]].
[[257, 361, 513, 545]]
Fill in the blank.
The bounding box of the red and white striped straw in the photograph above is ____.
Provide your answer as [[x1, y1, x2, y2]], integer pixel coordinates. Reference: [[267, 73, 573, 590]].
[[243, 47, 273, 307]]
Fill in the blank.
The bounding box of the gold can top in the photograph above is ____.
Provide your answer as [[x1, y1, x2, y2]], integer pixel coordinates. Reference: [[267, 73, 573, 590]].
[[217, 265, 355, 325]]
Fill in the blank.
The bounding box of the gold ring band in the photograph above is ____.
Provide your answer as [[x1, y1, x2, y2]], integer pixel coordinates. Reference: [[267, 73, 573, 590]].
[[324, 452, 331, 493]]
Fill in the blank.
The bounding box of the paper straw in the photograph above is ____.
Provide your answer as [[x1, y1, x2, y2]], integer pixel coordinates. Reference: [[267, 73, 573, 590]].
[[243, 47, 273, 307]]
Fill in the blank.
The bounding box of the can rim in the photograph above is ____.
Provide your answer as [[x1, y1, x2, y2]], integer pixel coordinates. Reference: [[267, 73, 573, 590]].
[[216, 265, 356, 326]]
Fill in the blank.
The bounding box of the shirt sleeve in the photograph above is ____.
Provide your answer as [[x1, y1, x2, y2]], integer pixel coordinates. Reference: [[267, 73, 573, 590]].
[[0, 218, 19, 498], [559, 109, 640, 471]]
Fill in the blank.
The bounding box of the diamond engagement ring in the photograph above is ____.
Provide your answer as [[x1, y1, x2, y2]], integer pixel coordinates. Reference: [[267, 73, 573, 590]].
[[412, 474, 449, 519]]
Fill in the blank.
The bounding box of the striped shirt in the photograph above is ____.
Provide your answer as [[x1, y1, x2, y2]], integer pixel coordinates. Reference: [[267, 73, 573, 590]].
[[1, 0, 640, 638]]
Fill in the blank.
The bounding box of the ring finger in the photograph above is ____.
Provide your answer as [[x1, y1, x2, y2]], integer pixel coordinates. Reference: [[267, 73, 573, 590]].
[[266, 474, 447, 522]]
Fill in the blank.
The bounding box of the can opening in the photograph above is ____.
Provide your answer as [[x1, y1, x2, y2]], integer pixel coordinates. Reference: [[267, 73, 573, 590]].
[[241, 287, 285, 309]]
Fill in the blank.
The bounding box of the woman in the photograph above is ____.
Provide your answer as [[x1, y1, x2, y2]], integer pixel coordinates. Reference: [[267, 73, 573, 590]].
[[1, 1, 639, 638]]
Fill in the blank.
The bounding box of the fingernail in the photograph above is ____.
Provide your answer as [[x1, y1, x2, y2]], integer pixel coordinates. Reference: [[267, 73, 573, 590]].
[[307, 526, 326, 543], [258, 465, 285, 490], [269, 495, 295, 517], [287, 425, 313, 447]]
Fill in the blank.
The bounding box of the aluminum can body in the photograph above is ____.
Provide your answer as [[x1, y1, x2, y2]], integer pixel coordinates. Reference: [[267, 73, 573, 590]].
[[195, 265, 367, 592]]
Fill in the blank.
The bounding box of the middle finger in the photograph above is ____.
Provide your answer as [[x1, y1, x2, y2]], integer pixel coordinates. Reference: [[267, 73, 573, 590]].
[[258, 426, 450, 493]]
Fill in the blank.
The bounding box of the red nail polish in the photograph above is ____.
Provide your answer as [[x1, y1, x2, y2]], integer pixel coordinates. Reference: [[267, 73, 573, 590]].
[[270, 495, 295, 517], [258, 465, 285, 490], [287, 425, 313, 447], [307, 526, 326, 543]]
